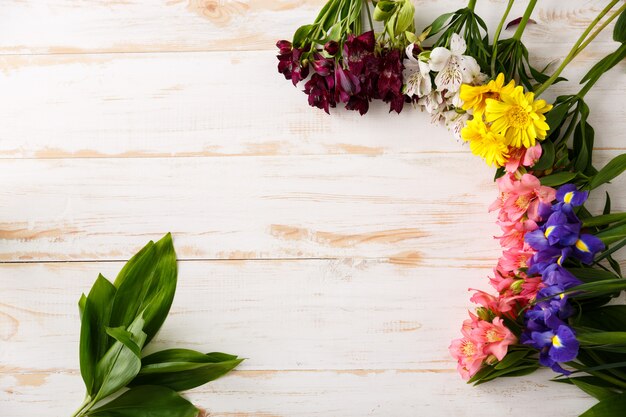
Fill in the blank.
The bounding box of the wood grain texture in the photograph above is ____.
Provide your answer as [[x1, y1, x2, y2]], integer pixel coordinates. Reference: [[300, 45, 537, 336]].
[[1, 1, 625, 416], [0, 48, 623, 159], [1, 151, 624, 263], [0, 0, 618, 54]]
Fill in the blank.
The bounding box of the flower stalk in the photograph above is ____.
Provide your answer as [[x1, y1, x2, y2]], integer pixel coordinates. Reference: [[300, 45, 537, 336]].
[[512, 0, 537, 41], [491, 0, 516, 76]]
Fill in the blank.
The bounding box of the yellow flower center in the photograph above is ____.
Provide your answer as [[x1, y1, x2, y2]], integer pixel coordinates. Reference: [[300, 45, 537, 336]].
[[515, 195, 530, 209], [462, 340, 477, 357], [485, 329, 502, 343], [507, 105, 530, 128], [552, 335, 563, 348]]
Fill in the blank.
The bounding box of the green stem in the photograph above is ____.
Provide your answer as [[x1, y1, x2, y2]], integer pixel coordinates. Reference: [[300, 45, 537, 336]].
[[534, 0, 621, 96], [491, 0, 516, 77], [512, 0, 537, 41], [468, 0, 477, 11], [70, 396, 92, 417], [574, 2, 626, 59]]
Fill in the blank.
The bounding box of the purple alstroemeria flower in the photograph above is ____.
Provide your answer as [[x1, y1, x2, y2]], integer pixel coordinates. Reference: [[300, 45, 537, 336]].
[[343, 31, 376, 76], [572, 233, 605, 264], [377, 49, 404, 114], [276, 41, 310, 86], [334, 65, 361, 103], [310, 53, 335, 77], [555, 184, 588, 213], [304, 73, 336, 114]]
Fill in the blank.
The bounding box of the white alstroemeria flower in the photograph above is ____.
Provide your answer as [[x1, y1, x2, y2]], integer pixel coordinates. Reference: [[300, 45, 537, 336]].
[[428, 33, 480, 93], [417, 90, 443, 114], [446, 89, 463, 108], [402, 44, 432, 97], [444, 110, 470, 140]]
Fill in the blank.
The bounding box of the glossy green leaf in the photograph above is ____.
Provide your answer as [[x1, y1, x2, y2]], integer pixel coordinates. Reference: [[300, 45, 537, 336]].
[[395, 0, 415, 33], [587, 153, 626, 190], [568, 377, 619, 401], [578, 332, 626, 346], [494, 350, 529, 370], [568, 279, 626, 299], [80, 274, 116, 395], [614, 8, 626, 43], [373, 1, 397, 21], [131, 349, 243, 392], [110, 233, 178, 346], [426, 12, 455, 37], [106, 326, 143, 358], [292, 24, 314, 48], [532, 140, 555, 171], [582, 213, 626, 228], [545, 100, 574, 132], [596, 223, 626, 245], [92, 315, 147, 403], [566, 268, 618, 283], [539, 171, 577, 186], [88, 385, 198, 417], [580, 392, 626, 417]]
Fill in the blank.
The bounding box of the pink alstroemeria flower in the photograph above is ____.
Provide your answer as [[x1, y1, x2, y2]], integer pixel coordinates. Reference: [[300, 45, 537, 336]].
[[505, 144, 543, 173], [490, 173, 556, 223], [449, 337, 486, 380], [472, 317, 517, 361]]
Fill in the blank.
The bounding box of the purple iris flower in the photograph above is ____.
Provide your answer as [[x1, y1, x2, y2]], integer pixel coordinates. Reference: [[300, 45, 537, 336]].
[[572, 233, 605, 264], [530, 325, 579, 374], [555, 184, 588, 214], [528, 247, 571, 275], [541, 264, 582, 289]]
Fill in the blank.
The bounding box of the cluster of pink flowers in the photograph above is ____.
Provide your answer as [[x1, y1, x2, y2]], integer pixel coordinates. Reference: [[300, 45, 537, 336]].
[[450, 170, 556, 379]]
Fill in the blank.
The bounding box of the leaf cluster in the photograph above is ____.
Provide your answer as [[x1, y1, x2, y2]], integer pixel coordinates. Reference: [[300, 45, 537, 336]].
[[72, 234, 242, 417]]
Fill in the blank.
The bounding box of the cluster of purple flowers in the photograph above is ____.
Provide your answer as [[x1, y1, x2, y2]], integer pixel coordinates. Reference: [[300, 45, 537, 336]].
[[276, 31, 405, 115], [521, 184, 605, 374]]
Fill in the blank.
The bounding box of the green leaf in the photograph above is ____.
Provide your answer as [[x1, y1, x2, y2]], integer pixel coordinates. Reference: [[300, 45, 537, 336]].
[[373, 1, 397, 21], [88, 385, 198, 417], [567, 279, 626, 299], [106, 326, 143, 358], [582, 213, 626, 228], [545, 99, 574, 131], [578, 332, 626, 346], [568, 377, 620, 401], [532, 140, 555, 171], [614, 8, 626, 43], [587, 153, 626, 190], [110, 233, 178, 346], [426, 12, 455, 37], [131, 349, 243, 392], [292, 24, 314, 48], [80, 274, 116, 395], [580, 392, 626, 417], [596, 223, 626, 245], [92, 315, 147, 403], [395, 0, 415, 34], [539, 171, 577, 186], [494, 350, 529, 370], [566, 267, 618, 283]]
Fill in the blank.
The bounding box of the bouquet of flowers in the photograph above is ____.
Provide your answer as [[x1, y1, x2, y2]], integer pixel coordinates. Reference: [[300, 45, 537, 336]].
[[277, 1, 626, 415]]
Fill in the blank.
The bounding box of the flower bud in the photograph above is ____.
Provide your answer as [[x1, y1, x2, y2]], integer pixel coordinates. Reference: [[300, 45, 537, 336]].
[[510, 279, 524, 294], [485, 354, 498, 365], [324, 40, 339, 56], [476, 307, 493, 322]]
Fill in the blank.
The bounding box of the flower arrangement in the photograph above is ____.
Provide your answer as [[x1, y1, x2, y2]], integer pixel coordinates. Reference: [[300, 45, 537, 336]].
[[277, 1, 626, 415]]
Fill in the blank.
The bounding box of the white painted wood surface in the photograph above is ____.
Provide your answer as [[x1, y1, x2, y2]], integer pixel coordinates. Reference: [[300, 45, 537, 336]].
[[0, 1, 624, 416]]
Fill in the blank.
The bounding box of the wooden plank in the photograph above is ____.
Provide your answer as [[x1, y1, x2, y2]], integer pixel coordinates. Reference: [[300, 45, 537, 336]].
[[0, 259, 493, 371], [0, 369, 596, 417], [0, 260, 598, 416], [0, 0, 618, 54], [0, 152, 623, 262], [0, 49, 624, 159]]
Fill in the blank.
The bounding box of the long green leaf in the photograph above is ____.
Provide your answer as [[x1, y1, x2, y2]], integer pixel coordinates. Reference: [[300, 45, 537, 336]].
[[580, 392, 626, 417], [587, 153, 626, 190], [540, 171, 577, 186], [88, 385, 198, 417], [80, 274, 116, 395], [583, 213, 626, 228], [578, 332, 626, 346], [131, 349, 243, 392], [596, 223, 626, 246], [92, 315, 147, 403], [110, 234, 178, 346]]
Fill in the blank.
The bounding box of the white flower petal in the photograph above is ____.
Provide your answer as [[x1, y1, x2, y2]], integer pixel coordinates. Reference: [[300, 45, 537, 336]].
[[428, 47, 451, 72], [405, 44, 419, 63], [434, 56, 463, 92], [450, 33, 467, 55], [459, 55, 481, 83]]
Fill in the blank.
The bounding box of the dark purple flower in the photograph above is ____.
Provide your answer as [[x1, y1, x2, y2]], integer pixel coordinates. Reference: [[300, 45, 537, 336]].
[[343, 31, 376, 75], [276, 40, 310, 86], [345, 95, 370, 115], [377, 49, 404, 113], [303, 73, 336, 114], [311, 53, 334, 77], [324, 41, 339, 56], [541, 264, 582, 289], [334, 64, 360, 103]]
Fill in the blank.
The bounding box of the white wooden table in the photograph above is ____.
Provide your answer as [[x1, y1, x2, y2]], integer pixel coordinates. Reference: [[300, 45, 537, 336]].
[[1, 1, 624, 416]]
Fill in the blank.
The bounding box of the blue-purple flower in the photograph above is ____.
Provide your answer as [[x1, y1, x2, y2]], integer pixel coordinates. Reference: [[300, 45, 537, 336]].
[[531, 325, 579, 374]]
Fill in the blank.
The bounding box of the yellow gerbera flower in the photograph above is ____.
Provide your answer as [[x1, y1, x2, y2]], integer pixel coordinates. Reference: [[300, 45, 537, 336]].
[[460, 73, 516, 116], [461, 117, 510, 167], [484, 86, 553, 148]]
